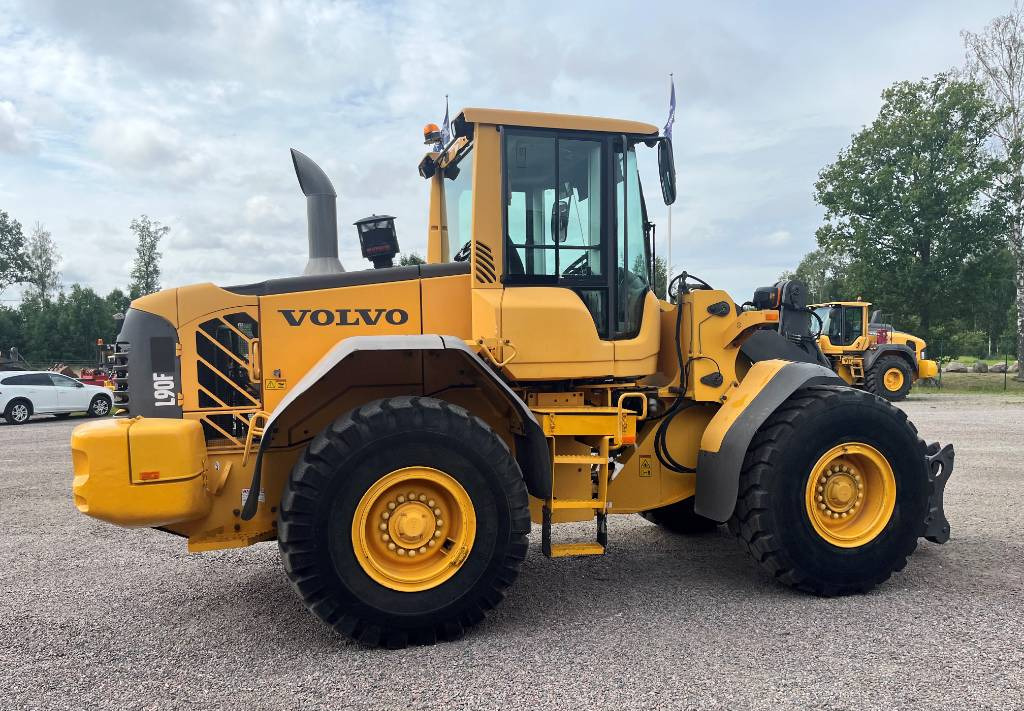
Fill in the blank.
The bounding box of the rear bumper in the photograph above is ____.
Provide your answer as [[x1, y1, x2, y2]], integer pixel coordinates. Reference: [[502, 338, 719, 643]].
[[71, 417, 211, 527], [918, 358, 939, 380]]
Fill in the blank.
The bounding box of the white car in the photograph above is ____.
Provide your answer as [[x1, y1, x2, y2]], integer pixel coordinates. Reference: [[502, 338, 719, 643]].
[[0, 370, 113, 425]]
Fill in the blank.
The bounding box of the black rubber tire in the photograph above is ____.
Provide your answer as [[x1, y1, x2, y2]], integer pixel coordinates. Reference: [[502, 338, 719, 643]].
[[278, 396, 531, 648], [87, 395, 112, 417], [728, 385, 929, 596], [639, 496, 719, 534], [865, 355, 913, 401], [4, 398, 32, 425]]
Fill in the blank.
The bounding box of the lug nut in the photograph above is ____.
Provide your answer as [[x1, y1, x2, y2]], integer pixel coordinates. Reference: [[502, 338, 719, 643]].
[[382, 512, 390, 520], [419, 546, 427, 554], [397, 549, 406, 556], [388, 502, 396, 510], [382, 534, 390, 542], [388, 542, 396, 551], [379, 523, 387, 531], [428, 499, 436, 507], [433, 530, 442, 538], [419, 494, 427, 502], [408, 550, 417, 557], [436, 519, 443, 527], [408, 491, 416, 500], [434, 508, 442, 516], [397, 495, 406, 503], [428, 540, 435, 547]]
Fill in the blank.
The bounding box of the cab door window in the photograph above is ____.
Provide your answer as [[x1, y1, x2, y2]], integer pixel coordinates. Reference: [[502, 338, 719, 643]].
[[614, 142, 650, 339], [504, 130, 608, 336]]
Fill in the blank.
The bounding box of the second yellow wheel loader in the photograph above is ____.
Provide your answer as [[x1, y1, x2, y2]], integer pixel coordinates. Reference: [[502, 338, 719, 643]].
[[69, 108, 954, 648], [811, 300, 939, 401]]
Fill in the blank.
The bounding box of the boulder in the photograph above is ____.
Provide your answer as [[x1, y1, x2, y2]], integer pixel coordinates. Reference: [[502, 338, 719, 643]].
[[971, 361, 989, 373], [943, 361, 968, 373], [1010, 361, 1020, 373], [991, 362, 1008, 373]]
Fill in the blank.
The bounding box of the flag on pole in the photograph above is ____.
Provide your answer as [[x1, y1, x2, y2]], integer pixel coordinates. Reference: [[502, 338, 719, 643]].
[[440, 95, 451, 146], [663, 74, 676, 140]]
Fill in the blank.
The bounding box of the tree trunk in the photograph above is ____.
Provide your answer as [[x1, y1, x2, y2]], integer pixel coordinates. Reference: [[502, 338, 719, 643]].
[[1017, 258, 1024, 381]]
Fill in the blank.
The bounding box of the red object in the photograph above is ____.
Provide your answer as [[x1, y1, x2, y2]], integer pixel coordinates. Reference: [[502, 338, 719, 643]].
[[78, 368, 112, 388], [876, 328, 890, 344]]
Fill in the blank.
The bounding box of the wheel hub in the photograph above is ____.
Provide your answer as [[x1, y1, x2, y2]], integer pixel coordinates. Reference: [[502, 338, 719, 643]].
[[805, 443, 896, 548], [883, 367, 904, 391], [353, 467, 475, 591]]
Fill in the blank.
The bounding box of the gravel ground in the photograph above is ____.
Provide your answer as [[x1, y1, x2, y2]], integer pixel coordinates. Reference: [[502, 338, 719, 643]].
[[1, 394, 1022, 710]]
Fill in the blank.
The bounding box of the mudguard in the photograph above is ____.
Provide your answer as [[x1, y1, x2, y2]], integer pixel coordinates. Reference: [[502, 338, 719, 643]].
[[864, 344, 917, 373], [694, 359, 843, 521], [240, 334, 549, 520]]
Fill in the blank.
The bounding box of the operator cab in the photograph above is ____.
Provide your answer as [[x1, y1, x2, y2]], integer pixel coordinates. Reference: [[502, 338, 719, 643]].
[[813, 301, 869, 350], [421, 108, 676, 381]]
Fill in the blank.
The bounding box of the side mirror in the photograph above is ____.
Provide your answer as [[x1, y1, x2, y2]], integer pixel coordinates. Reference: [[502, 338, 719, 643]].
[[550, 199, 570, 243], [658, 138, 677, 206]]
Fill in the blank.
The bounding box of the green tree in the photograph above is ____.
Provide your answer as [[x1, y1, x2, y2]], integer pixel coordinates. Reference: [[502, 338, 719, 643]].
[[652, 255, 668, 299], [399, 252, 425, 266], [0, 210, 28, 295], [23, 222, 61, 301], [128, 215, 167, 299], [963, 3, 1024, 374], [815, 76, 1001, 339], [785, 248, 851, 304]]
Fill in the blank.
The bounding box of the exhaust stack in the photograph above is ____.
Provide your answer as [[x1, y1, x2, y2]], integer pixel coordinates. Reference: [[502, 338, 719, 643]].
[[290, 148, 345, 275]]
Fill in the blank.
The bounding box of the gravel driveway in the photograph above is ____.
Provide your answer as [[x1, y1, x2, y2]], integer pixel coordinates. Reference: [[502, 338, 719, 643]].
[[1, 394, 1022, 710]]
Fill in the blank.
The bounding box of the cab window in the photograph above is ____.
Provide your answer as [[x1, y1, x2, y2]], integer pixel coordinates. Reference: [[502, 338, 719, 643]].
[[442, 146, 473, 260], [614, 142, 650, 339]]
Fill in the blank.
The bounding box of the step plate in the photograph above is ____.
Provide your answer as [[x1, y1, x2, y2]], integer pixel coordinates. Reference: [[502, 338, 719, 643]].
[[547, 542, 605, 558]]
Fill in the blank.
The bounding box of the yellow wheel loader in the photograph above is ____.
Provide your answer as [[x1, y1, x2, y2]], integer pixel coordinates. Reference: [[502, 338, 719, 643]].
[[810, 300, 939, 401], [69, 108, 954, 648]]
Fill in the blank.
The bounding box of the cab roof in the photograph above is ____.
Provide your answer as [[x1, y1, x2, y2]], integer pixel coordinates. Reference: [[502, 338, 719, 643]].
[[458, 107, 659, 136]]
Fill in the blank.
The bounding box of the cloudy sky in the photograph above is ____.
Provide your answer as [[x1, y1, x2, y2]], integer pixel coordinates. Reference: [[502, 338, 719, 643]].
[[0, 0, 1013, 304]]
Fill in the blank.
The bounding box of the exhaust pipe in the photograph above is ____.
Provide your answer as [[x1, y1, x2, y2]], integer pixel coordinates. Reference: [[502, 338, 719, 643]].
[[290, 148, 345, 275]]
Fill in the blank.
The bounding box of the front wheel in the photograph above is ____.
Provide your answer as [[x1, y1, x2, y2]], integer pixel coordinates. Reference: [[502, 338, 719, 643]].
[[865, 355, 913, 401], [729, 386, 929, 595], [278, 396, 530, 648], [87, 396, 112, 417]]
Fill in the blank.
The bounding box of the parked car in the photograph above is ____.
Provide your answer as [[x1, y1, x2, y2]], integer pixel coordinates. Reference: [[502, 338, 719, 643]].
[[0, 370, 113, 425]]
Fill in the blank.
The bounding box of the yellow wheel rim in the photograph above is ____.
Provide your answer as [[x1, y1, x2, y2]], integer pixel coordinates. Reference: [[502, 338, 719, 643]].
[[351, 466, 476, 592], [805, 443, 896, 548], [883, 367, 905, 392]]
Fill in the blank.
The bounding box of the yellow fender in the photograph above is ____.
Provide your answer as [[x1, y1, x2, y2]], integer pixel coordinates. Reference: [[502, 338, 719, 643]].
[[695, 359, 842, 521]]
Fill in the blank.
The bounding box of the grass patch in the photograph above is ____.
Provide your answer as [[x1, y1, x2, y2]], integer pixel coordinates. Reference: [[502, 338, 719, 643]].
[[914, 372, 1024, 394]]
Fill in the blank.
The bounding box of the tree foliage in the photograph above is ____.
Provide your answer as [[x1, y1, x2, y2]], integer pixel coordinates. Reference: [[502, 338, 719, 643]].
[[814, 76, 1004, 344], [963, 1, 1024, 373], [128, 215, 167, 299], [0, 210, 28, 294], [23, 222, 61, 301], [398, 252, 425, 266]]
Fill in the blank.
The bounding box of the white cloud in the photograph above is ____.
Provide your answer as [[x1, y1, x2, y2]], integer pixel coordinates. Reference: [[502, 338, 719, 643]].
[[0, 100, 36, 154], [0, 0, 1015, 303]]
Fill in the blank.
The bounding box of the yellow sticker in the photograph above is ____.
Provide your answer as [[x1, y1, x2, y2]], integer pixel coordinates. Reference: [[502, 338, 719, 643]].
[[264, 378, 287, 391], [639, 455, 652, 478]]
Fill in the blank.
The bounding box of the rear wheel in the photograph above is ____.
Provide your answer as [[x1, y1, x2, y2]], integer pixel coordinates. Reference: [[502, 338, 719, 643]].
[[639, 496, 719, 534], [729, 386, 928, 595], [4, 399, 31, 425], [278, 396, 530, 648], [865, 356, 913, 401]]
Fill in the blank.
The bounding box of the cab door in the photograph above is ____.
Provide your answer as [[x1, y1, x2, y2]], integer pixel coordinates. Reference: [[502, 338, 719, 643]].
[[497, 129, 657, 381]]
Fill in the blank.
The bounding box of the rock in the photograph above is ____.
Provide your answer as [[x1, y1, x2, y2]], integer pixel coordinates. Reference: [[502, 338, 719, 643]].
[[1010, 361, 1020, 373], [972, 361, 989, 373], [943, 361, 968, 373], [991, 362, 1008, 373]]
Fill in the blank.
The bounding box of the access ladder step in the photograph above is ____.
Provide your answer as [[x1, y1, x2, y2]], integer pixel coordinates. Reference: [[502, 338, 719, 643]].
[[547, 542, 605, 558], [550, 498, 606, 511], [553, 454, 605, 465]]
